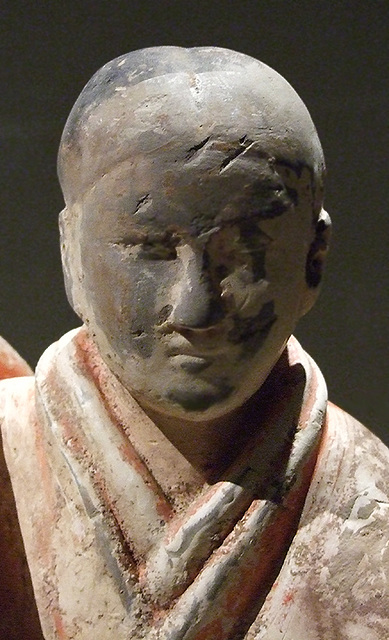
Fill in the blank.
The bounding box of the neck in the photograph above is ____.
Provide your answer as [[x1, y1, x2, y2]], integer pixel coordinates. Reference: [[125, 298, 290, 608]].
[[136, 402, 255, 481], [130, 350, 290, 482]]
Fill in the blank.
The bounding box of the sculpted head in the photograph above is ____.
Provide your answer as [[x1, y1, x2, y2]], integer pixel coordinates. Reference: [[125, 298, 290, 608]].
[[58, 46, 330, 421]]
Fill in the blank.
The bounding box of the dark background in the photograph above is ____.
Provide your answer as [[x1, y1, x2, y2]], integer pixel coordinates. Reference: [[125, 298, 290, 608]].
[[1, 2, 388, 441]]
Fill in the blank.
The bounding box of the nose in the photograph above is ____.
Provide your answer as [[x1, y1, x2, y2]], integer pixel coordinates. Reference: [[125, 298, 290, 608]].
[[170, 246, 225, 330]]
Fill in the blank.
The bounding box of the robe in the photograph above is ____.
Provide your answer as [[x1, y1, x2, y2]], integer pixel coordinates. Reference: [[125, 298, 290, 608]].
[[1, 327, 388, 639], [0, 338, 42, 640]]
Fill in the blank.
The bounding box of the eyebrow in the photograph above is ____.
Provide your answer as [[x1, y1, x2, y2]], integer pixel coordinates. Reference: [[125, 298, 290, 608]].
[[215, 190, 293, 227]]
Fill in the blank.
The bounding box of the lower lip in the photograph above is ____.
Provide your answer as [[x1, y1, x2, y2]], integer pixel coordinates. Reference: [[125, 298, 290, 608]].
[[170, 354, 213, 372]]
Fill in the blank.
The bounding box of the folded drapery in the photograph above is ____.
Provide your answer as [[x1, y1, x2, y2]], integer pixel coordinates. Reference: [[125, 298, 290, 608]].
[[1, 327, 388, 639]]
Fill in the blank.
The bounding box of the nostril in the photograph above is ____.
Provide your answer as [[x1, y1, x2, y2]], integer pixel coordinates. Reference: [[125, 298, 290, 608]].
[[157, 305, 173, 325]]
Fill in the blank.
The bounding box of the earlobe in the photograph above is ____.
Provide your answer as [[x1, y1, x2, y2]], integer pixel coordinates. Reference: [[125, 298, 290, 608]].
[[300, 209, 332, 316], [306, 209, 332, 288]]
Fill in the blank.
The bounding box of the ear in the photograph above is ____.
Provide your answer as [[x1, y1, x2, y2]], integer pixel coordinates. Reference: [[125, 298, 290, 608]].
[[300, 208, 332, 316], [59, 205, 86, 320]]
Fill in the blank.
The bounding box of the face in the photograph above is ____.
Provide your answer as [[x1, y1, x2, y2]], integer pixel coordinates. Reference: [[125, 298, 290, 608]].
[[76, 137, 316, 421]]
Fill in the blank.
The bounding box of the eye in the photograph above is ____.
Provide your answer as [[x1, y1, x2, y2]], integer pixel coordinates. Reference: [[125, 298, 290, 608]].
[[138, 243, 178, 261], [113, 228, 180, 261], [139, 231, 180, 261]]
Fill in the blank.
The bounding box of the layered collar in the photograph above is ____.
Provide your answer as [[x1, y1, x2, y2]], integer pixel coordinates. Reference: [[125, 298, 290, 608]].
[[35, 327, 327, 639]]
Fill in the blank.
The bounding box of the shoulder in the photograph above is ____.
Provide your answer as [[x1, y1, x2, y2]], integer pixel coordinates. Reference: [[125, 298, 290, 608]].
[[302, 402, 389, 626], [0, 335, 32, 380], [0, 377, 39, 549], [258, 402, 389, 638], [326, 400, 388, 452], [0, 376, 36, 444], [0, 375, 36, 483], [0, 327, 84, 461], [321, 401, 389, 496], [302, 401, 389, 529], [0, 379, 43, 639], [0, 335, 34, 433]]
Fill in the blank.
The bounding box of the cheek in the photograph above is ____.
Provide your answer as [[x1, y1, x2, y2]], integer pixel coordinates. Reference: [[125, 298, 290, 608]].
[[123, 268, 159, 359], [83, 247, 179, 359], [81, 247, 121, 329], [262, 243, 308, 332], [82, 248, 151, 336]]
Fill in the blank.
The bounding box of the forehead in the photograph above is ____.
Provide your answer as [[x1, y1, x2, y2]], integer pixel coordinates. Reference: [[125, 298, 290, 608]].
[[62, 66, 323, 209], [75, 73, 270, 194], [82, 143, 296, 236]]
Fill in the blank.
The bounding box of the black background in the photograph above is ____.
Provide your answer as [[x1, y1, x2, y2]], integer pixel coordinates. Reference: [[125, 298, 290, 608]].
[[1, 2, 388, 442]]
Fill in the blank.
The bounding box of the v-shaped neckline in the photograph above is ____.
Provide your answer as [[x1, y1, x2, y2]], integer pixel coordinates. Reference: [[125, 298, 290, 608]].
[[35, 327, 327, 638]]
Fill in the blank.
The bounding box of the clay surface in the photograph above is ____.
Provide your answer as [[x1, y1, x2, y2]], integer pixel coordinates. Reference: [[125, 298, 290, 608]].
[[0, 47, 388, 639]]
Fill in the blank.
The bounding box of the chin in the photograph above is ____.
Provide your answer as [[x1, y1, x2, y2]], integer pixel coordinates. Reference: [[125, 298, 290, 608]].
[[168, 387, 233, 413], [133, 377, 236, 421]]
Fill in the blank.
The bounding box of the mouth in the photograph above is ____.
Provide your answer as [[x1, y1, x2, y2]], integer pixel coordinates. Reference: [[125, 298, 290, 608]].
[[169, 354, 213, 373], [165, 332, 230, 357], [164, 332, 230, 373]]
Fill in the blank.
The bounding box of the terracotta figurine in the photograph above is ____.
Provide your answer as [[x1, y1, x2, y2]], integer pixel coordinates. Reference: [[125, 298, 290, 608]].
[[1, 46, 388, 640]]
